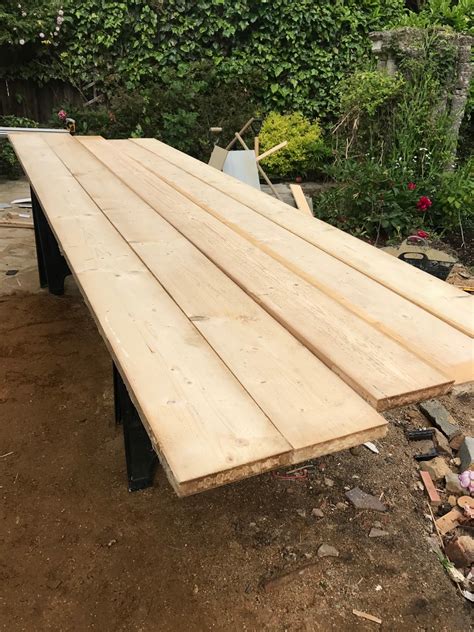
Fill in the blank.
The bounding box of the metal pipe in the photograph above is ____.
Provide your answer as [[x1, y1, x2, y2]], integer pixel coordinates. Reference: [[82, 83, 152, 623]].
[[0, 127, 69, 138]]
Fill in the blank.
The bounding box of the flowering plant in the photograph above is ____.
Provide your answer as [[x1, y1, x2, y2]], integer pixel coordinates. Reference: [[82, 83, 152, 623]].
[[416, 195, 432, 211], [0, 2, 65, 48]]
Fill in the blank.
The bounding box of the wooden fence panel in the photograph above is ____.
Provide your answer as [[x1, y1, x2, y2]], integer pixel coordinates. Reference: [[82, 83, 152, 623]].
[[0, 79, 82, 123]]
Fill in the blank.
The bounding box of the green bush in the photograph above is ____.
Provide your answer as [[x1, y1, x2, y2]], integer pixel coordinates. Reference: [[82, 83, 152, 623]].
[[338, 71, 405, 118], [392, 0, 473, 35], [54, 63, 261, 161], [316, 28, 469, 242], [315, 159, 433, 241], [431, 158, 474, 234], [259, 112, 327, 179], [0, 115, 39, 179], [1, 1, 406, 121]]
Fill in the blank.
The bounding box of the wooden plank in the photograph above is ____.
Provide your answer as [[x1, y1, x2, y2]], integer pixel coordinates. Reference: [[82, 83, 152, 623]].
[[133, 138, 473, 338], [113, 141, 473, 386], [79, 136, 453, 411], [256, 140, 288, 162], [0, 219, 34, 229], [9, 133, 293, 496], [289, 184, 313, 216], [48, 133, 387, 459]]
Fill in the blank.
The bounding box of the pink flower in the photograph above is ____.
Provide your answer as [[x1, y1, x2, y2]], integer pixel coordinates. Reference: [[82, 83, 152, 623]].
[[417, 230, 429, 239], [416, 196, 432, 211], [58, 109, 67, 121], [407, 182, 416, 191]]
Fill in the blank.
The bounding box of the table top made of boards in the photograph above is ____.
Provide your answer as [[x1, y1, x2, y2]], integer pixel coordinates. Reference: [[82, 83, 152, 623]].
[[9, 132, 473, 496]]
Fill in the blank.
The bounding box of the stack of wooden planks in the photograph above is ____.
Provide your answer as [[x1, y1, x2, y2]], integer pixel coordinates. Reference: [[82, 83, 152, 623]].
[[9, 133, 473, 496]]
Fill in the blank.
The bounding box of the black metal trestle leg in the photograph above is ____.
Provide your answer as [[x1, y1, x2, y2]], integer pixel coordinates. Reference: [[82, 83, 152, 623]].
[[113, 364, 158, 492], [30, 187, 71, 295]]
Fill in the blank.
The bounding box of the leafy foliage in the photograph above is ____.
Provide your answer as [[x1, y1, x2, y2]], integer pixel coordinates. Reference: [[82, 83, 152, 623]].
[[432, 158, 474, 233], [0, 115, 39, 179], [338, 71, 405, 117], [259, 112, 326, 178], [2, 1, 406, 120], [315, 29, 470, 241], [0, 1, 66, 81], [392, 0, 473, 35], [56, 62, 261, 161]]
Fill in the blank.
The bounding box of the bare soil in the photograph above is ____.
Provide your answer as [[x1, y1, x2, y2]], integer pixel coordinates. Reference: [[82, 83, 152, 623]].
[[0, 292, 473, 632]]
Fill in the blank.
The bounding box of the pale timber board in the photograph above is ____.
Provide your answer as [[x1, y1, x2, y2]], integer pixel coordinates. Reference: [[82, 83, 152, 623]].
[[9, 133, 293, 496], [77, 137, 453, 410], [46, 133, 387, 458], [114, 140, 473, 386], [132, 138, 474, 338], [289, 184, 313, 216]]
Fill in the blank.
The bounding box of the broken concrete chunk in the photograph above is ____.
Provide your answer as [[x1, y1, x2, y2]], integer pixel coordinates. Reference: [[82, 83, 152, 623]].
[[433, 429, 452, 456], [445, 535, 474, 568], [419, 400, 461, 441], [420, 457, 452, 481], [445, 472, 464, 495], [317, 544, 339, 558], [449, 433, 466, 451], [345, 487, 387, 512], [459, 437, 474, 472], [369, 528, 389, 538]]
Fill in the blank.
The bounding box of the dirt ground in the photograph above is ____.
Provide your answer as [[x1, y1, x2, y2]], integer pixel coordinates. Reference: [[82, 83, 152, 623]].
[[0, 180, 473, 631]]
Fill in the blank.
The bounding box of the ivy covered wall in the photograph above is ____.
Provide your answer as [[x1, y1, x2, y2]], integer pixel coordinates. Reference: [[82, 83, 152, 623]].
[[1, 0, 407, 120]]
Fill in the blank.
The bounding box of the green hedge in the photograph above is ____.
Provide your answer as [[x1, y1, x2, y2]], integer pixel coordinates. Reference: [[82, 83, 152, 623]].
[[1, 0, 406, 121]]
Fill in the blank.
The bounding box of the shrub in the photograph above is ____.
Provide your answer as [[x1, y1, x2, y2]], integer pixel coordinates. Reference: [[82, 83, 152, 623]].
[[338, 71, 405, 118], [315, 159, 434, 241], [259, 112, 327, 179], [0, 115, 39, 179], [316, 28, 469, 242], [431, 158, 474, 234], [2, 1, 407, 121], [54, 63, 261, 161], [392, 0, 473, 35]]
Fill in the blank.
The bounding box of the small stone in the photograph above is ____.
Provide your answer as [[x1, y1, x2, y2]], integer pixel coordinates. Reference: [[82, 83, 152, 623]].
[[419, 457, 452, 482], [419, 400, 461, 441], [445, 472, 463, 495], [311, 508, 324, 518], [350, 446, 364, 456], [345, 487, 387, 512], [317, 543, 339, 558], [369, 528, 389, 538], [373, 521, 382, 529], [107, 539, 117, 547], [193, 584, 199, 595], [433, 429, 452, 456], [448, 495, 457, 507], [458, 437, 474, 472], [296, 509, 306, 518], [445, 535, 474, 568], [449, 433, 465, 451], [324, 477, 334, 488], [336, 502, 346, 510]]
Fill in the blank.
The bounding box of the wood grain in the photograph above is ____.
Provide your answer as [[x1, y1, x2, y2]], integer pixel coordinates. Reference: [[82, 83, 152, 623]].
[[48, 133, 388, 459], [9, 132, 294, 496], [133, 138, 473, 338], [79, 136, 453, 410], [114, 140, 473, 386]]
